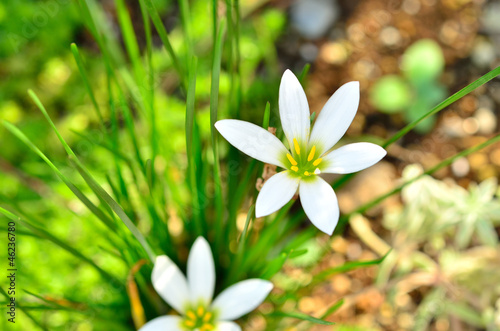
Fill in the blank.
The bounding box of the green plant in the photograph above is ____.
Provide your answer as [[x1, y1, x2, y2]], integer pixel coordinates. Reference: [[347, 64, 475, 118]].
[[1, 1, 500, 330], [370, 39, 447, 133], [352, 165, 500, 330]]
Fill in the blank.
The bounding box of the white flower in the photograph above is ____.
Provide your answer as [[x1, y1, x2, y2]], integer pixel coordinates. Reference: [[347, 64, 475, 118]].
[[215, 69, 386, 235], [139, 237, 273, 331]]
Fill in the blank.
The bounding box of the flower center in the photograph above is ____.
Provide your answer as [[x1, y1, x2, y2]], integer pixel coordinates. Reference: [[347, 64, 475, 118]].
[[181, 305, 215, 331], [287, 138, 322, 177]]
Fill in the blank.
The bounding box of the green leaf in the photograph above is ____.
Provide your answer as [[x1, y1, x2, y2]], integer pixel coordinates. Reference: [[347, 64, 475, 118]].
[[313, 252, 389, 283], [2, 121, 116, 231], [444, 301, 485, 327], [68, 156, 156, 262], [299, 63, 310, 84], [185, 56, 203, 236], [0, 207, 121, 285], [139, 0, 183, 83], [211, 19, 226, 246], [115, 0, 144, 85], [345, 133, 500, 225], [370, 75, 412, 113], [70, 43, 104, 124], [269, 311, 334, 325], [320, 299, 345, 319], [383, 65, 500, 148], [402, 39, 444, 83], [405, 98, 437, 134]]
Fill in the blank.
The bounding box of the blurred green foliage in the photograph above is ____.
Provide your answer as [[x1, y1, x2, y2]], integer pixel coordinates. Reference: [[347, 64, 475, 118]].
[[378, 164, 500, 330], [370, 39, 447, 133], [1, 0, 499, 330], [0, 0, 292, 330]]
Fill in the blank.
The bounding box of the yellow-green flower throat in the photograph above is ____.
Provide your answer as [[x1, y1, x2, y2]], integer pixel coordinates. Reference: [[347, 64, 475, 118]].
[[287, 138, 322, 178]]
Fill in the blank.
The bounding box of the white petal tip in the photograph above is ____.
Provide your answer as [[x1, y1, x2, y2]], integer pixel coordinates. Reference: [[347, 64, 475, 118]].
[[313, 216, 337, 236], [154, 255, 169, 265], [281, 69, 300, 84], [321, 225, 336, 236], [262, 280, 274, 293], [214, 120, 224, 131], [193, 236, 209, 247], [347, 81, 360, 88]]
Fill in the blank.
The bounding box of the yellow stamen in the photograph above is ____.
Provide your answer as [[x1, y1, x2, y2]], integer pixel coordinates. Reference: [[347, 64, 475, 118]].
[[286, 153, 298, 166], [291, 166, 299, 172], [200, 324, 214, 331], [304, 171, 310, 176], [186, 311, 196, 320], [203, 312, 213, 322], [293, 138, 301, 155], [307, 146, 316, 161], [313, 158, 322, 166], [184, 320, 195, 327], [197, 306, 205, 316]]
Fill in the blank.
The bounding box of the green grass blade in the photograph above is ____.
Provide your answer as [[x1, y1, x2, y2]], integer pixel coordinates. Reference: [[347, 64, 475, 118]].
[[1, 121, 116, 230], [70, 43, 104, 124], [312, 253, 388, 284], [383, 65, 500, 148], [333, 66, 500, 191], [115, 0, 158, 175], [212, 0, 217, 43], [185, 56, 203, 236], [339, 132, 500, 230], [68, 156, 156, 262], [77, 0, 124, 73], [138, 0, 158, 179], [116, 85, 146, 172], [211, 20, 226, 249], [186, 57, 197, 161], [299, 63, 310, 83], [29, 90, 116, 218], [139, 0, 183, 82], [70, 130, 132, 164], [26, 91, 155, 261], [28, 90, 75, 157], [0, 207, 121, 285], [259, 248, 308, 280], [237, 204, 255, 253], [23, 290, 88, 313], [115, 0, 144, 83], [269, 311, 334, 325], [320, 299, 345, 320], [179, 0, 193, 59], [0, 287, 48, 331]]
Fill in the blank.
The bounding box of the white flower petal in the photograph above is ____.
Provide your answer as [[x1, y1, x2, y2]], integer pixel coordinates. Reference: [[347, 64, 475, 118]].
[[215, 119, 288, 168], [279, 69, 311, 147], [152, 255, 190, 314], [138, 315, 183, 331], [211, 279, 273, 321], [255, 171, 300, 217], [308, 81, 360, 155], [217, 321, 242, 331], [299, 177, 339, 235], [321, 142, 386, 174], [187, 237, 215, 304]]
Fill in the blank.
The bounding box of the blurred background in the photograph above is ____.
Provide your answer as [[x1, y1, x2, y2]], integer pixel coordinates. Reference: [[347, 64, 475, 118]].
[[1, 0, 500, 330]]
